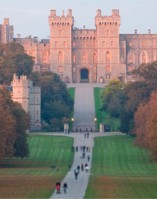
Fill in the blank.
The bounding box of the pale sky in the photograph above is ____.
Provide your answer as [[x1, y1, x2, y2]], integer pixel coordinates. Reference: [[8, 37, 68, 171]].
[[0, 0, 157, 39]]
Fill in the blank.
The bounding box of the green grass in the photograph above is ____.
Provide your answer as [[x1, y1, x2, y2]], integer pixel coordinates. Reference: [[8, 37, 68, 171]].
[[68, 87, 75, 129], [94, 87, 120, 131], [68, 87, 75, 99], [0, 134, 74, 198], [85, 135, 157, 198]]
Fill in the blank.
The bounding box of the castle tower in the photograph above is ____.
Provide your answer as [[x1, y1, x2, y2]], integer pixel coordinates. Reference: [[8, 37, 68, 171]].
[[95, 9, 125, 82], [11, 74, 30, 112], [49, 9, 74, 83], [0, 18, 13, 43], [11, 74, 41, 131]]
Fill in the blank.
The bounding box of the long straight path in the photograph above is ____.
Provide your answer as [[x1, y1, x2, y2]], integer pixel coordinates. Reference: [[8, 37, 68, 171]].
[[73, 84, 95, 131], [50, 132, 123, 199]]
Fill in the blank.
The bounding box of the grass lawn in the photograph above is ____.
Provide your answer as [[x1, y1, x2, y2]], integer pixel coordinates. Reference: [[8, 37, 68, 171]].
[[85, 135, 157, 198], [0, 134, 74, 198], [68, 87, 75, 129], [94, 87, 120, 131]]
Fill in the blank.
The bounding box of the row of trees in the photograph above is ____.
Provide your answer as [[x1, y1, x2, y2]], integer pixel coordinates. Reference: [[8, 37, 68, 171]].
[[101, 61, 157, 160], [0, 88, 29, 161]]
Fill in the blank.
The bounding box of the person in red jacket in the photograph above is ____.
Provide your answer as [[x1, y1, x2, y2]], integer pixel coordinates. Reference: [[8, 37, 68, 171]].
[[56, 180, 61, 194]]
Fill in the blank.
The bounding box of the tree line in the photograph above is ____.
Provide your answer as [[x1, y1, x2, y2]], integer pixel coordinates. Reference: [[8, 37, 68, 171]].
[[101, 61, 157, 160], [0, 42, 73, 160]]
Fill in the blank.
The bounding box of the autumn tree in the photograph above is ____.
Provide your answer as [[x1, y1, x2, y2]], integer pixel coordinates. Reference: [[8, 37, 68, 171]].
[[120, 61, 157, 134], [0, 87, 29, 160], [0, 89, 16, 160], [134, 91, 157, 160]]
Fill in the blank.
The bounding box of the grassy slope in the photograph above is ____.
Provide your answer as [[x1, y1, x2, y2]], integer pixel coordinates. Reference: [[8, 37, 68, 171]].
[[0, 135, 74, 198], [85, 135, 157, 198], [94, 87, 120, 131]]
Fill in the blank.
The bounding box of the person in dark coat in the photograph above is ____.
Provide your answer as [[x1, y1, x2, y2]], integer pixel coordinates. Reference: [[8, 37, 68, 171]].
[[63, 182, 68, 193]]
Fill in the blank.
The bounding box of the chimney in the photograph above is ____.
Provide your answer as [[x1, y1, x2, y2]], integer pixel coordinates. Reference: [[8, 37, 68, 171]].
[[135, 29, 137, 34]]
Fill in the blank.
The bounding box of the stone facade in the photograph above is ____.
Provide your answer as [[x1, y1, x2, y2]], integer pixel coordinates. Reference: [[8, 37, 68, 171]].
[[0, 18, 13, 44], [11, 74, 41, 131], [2, 9, 157, 83]]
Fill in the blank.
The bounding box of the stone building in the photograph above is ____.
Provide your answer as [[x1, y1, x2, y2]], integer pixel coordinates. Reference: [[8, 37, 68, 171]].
[[2, 9, 157, 83], [0, 18, 13, 43], [11, 74, 41, 131]]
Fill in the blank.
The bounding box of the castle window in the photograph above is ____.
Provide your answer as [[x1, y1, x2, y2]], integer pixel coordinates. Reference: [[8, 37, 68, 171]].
[[42, 51, 49, 64], [58, 51, 64, 64], [115, 22, 117, 25], [67, 22, 69, 25], [93, 53, 97, 64], [58, 66, 64, 73], [99, 22, 101, 25], [73, 53, 76, 63], [106, 51, 111, 63], [128, 51, 134, 64], [106, 74, 111, 80], [106, 65, 111, 72], [82, 51, 88, 64], [141, 51, 147, 64]]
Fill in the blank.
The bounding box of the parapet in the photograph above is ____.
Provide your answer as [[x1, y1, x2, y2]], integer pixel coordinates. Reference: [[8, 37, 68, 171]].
[[112, 9, 119, 16]]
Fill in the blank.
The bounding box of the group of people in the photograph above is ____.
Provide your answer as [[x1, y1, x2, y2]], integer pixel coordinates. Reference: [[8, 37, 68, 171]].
[[55, 132, 92, 195], [56, 180, 68, 194]]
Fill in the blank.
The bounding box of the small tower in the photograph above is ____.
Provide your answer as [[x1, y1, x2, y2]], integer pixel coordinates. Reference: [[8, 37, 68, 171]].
[[0, 18, 13, 43], [11, 74, 41, 131], [49, 9, 74, 83]]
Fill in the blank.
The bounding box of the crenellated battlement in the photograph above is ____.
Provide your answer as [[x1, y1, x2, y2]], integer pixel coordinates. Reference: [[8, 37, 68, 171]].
[[49, 9, 74, 26], [95, 9, 120, 26]]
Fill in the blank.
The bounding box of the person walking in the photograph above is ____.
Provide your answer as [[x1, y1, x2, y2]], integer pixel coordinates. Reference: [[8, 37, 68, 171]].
[[74, 168, 79, 179], [56, 180, 61, 194], [63, 182, 68, 194]]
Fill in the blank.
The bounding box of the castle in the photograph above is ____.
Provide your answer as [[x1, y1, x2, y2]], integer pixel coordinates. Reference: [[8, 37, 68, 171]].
[[11, 74, 41, 131], [1, 9, 157, 83]]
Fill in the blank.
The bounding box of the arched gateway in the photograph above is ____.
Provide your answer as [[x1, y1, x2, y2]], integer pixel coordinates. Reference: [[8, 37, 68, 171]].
[[80, 68, 89, 83]]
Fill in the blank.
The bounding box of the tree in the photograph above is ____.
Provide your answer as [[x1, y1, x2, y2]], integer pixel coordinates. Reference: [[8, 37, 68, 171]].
[[134, 91, 157, 160], [30, 72, 74, 131], [13, 102, 29, 158], [0, 89, 16, 160], [0, 42, 34, 85], [0, 87, 29, 160], [101, 79, 124, 117], [120, 62, 157, 134]]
